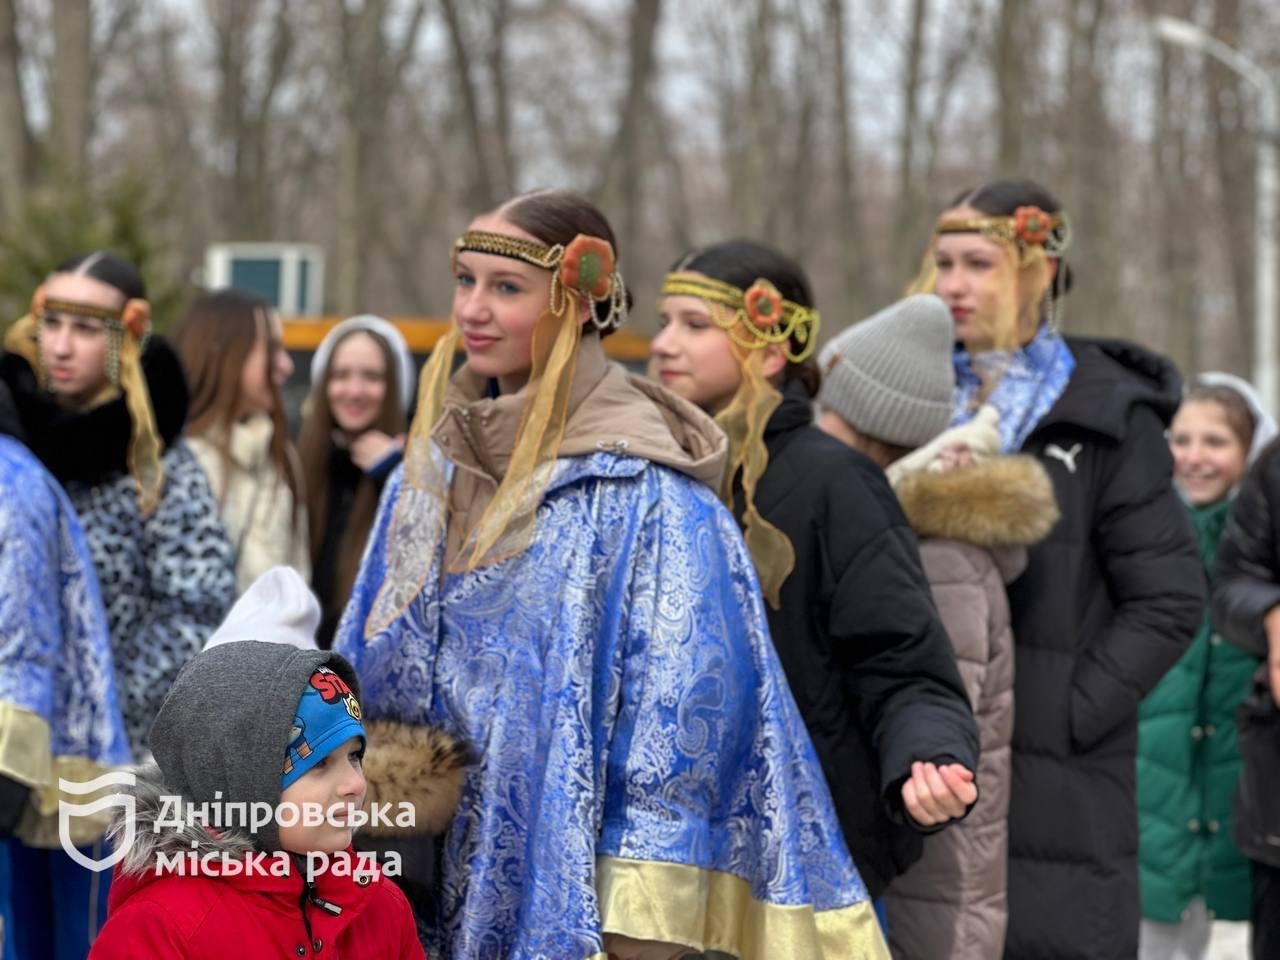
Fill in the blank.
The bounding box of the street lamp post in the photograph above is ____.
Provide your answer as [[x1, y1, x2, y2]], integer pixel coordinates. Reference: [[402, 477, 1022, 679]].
[[1154, 15, 1280, 415]]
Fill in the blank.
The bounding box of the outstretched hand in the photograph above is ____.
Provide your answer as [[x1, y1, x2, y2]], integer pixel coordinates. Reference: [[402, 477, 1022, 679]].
[[902, 761, 977, 828]]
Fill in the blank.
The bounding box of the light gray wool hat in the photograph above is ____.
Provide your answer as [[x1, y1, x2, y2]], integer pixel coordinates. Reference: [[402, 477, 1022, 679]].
[[817, 293, 956, 448]]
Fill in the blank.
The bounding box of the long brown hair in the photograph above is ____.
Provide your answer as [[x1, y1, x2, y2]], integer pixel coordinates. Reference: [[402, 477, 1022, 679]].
[[171, 288, 303, 528], [296, 327, 406, 618]]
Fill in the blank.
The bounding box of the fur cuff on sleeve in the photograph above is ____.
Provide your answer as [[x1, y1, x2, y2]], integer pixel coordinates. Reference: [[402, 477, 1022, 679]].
[[360, 720, 470, 837]]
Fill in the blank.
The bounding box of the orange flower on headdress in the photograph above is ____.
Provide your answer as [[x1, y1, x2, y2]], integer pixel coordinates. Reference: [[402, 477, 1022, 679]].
[[121, 299, 151, 339], [30, 285, 47, 317], [744, 279, 784, 330], [1014, 206, 1053, 246], [560, 235, 615, 301]]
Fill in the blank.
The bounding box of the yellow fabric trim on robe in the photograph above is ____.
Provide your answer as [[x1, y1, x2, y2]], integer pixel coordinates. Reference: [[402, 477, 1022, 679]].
[[16, 754, 121, 849], [596, 856, 890, 960], [0, 702, 53, 791]]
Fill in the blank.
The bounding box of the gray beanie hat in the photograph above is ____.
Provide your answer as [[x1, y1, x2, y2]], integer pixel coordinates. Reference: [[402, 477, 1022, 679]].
[[817, 293, 956, 448]]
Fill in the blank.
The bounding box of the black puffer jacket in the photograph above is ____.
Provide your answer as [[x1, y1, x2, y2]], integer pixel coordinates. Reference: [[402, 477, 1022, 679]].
[[1213, 445, 1280, 660], [1000, 338, 1205, 960], [734, 380, 980, 898], [1211, 446, 1280, 866]]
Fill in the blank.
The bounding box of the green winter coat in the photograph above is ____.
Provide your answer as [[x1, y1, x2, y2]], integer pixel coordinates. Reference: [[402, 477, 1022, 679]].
[[1137, 498, 1254, 922]]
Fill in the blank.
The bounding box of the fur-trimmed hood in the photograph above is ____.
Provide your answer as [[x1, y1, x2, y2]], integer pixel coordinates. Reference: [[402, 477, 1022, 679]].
[[893, 455, 1059, 580], [109, 720, 468, 876], [109, 762, 259, 875]]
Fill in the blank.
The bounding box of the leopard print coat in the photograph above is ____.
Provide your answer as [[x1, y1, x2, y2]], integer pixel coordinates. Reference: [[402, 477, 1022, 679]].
[[1, 338, 237, 759], [63, 440, 236, 757]]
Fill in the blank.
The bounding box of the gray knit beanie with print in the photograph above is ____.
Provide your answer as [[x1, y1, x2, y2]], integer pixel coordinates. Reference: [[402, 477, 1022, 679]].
[[817, 293, 956, 448]]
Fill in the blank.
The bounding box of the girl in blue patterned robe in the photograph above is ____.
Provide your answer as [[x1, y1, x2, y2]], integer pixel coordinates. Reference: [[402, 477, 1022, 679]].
[[336, 190, 888, 959], [0, 431, 129, 960], [1, 252, 235, 959]]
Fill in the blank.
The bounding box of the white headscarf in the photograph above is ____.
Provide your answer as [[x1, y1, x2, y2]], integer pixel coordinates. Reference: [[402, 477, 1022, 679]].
[[1194, 371, 1278, 465], [310, 314, 416, 413]]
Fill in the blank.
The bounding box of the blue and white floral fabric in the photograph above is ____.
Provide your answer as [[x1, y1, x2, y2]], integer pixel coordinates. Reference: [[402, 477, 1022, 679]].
[[953, 324, 1075, 453], [0, 434, 128, 843], [337, 450, 886, 960]]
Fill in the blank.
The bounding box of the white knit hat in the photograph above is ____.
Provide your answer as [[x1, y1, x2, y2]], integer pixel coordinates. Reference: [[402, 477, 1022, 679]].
[[310, 314, 416, 412], [817, 294, 956, 448], [203, 567, 320, 651]]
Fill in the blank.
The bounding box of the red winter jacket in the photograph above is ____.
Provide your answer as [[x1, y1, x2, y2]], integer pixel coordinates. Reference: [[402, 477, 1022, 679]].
[[89, 847, 426, 960]]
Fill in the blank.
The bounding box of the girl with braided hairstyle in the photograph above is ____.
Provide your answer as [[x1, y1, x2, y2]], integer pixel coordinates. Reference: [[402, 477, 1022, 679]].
[[912, 178, 1205, 959], [336, 190, 886, 959], [651, 240, 981, 927]]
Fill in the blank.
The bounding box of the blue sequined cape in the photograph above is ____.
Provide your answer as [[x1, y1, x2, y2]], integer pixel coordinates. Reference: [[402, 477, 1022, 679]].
[[0, 435, 129, 846], [336, 449, 887, 959]]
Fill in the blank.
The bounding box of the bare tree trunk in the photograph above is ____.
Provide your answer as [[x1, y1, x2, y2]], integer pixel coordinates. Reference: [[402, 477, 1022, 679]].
[[595, 0, 663, 264], [334, 0, 428, 314], [1152, 32, 1198, 368], [893, 0, 929, 289], [152, 17, 203, 279], [920, 0, 985, 196], [212, 0, 252, 236], [1058, 0, 1123, 339], [246, 0, 295, 238], [209, 0, 297, 239], [487, 0, 516, 198], [827, 0, 870, 317], [783, 81, 817, 262], [746, 0, 782, 238], [52, 0, 92, 184], [652, 104, 693, 257], [335, 124, 365, 316], [1207, 0, 1255, 378], [0, 0, 31, 221], [1135, 0, 1197, 368], [441, 0, 498, 212], [994, 0, 1024, 174]]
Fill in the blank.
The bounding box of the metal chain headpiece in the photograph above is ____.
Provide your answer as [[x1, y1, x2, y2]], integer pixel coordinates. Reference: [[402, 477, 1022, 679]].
[[660, 272, 819, 362]]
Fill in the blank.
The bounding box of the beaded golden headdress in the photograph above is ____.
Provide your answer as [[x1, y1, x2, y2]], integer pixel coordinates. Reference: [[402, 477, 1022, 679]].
[[907, 204, 1071, 352], [367, 228, 629, 633], [660, 271, 820, 609], [5, 285, 163, 515]]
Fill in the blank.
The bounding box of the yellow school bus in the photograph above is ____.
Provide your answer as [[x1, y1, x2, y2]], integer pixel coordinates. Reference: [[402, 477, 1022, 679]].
[[282, 317, 652, 365]]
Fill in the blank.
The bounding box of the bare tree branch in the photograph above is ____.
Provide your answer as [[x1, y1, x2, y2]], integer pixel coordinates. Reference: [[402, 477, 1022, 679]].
[[0, 0, 32, 220]]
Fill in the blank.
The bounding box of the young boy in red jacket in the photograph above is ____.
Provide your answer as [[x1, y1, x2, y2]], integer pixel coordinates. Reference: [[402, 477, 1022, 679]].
[[89, 571, 454, 959]]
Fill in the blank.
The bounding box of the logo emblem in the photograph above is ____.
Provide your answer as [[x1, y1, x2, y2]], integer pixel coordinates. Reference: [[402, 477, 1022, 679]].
[[59, 770, 136, 872], [1045, 443, 1083, 474]]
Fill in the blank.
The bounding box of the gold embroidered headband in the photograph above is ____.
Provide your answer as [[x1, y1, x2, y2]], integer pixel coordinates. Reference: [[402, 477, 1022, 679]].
[[452, 229, 627, 332], [7, 284, 162, 515], [935, 205, 1071, 263], [661, 272, 819, 362], [37, 296, 152, 339]]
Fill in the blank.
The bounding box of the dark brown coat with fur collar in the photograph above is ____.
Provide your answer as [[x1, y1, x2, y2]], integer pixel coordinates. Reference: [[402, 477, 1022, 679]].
[[883, 456, 1058, 960]]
